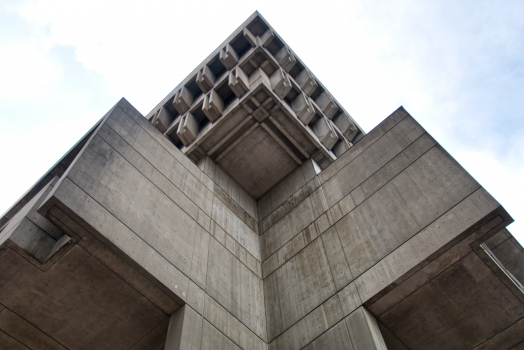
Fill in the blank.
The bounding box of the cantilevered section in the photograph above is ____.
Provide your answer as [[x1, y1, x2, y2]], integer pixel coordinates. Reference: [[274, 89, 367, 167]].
[[147, 12, 362, 199]]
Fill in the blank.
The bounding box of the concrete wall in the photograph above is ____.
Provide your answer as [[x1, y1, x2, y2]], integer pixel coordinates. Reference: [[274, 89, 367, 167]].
[[24, 100, 513, 349], [258, 106, 507, 349], [37, 99, 267, 349]]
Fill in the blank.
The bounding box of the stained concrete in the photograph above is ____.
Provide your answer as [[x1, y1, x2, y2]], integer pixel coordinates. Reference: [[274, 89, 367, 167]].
[[1, 11, 523, 350]]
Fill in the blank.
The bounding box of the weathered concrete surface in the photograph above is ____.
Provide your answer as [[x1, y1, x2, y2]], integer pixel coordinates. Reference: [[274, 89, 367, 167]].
[[1, 11, 523, 350]]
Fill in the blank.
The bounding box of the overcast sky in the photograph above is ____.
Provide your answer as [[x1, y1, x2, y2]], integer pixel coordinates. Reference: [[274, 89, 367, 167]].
[[1, 0, 523, 243]]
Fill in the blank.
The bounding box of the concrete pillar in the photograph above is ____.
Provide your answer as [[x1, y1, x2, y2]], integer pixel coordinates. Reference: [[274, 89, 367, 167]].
[[165, 305, 202, 350], [345, 307, 388, 350]]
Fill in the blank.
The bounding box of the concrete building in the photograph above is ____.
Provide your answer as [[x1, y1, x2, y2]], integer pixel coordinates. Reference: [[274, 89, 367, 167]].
[[1, 11, 523, 349]]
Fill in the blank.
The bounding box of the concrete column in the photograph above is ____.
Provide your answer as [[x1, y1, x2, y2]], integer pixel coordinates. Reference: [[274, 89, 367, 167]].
[[165, 305, 202, 350], [345, 307, 388, 350], [219, 43, 239, 70], [291, 92, 315, 125], [269, 67, 292, 99]]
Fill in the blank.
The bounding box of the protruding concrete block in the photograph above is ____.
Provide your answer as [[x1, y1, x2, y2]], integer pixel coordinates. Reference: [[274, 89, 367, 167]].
[[219, 43, 239, 70], [151, 106, 174, 133], [228, 67, 249, 98], [345, 307, 388, 350], [260, 29, 275, 47], [291, 92, 316, 125], [333, 112, 358, 141], [333, 138, 351, 157], [295, 68, 318, 96], [269, 67, 292, 99], [248, 67, 270, 87], [202, 90, 224, 122], [315, 91, 338, 119], [243, 28, 257, 47], [196, 65, 216, 93], [176, 112, 199, 146], [313, 116, 338, 150], [275, 45, 296, 72], [172, 86, 193, 115], [165, 305, 202, 350]]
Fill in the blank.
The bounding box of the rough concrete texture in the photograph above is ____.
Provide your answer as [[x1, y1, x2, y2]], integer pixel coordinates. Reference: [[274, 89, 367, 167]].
[[1, 11, 523, 350]]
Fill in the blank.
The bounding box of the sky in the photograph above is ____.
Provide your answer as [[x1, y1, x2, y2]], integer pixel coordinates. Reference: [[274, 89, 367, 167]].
[[1, 0, 523, 243]]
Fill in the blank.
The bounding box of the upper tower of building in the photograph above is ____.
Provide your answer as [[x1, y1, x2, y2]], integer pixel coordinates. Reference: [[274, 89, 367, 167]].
[[145, 12, 363, 199]]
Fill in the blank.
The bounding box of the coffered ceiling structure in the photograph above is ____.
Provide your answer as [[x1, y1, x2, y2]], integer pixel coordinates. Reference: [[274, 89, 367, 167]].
[[146, 15, 364, 199]]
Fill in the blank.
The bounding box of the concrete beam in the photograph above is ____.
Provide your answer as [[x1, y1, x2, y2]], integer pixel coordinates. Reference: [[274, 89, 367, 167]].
[[165, 305, 202, 350], [333, 112, 358, 142], [315, 91, 338, 119], [176, 112, 199, 146], [291, 92, 316, 125], [269, 67, 292, 100], [346, 307, 388, 350], [295, 68, 318, 96], [228, 67, 249, 98], [172, 86, 193, 115], [274, 45, 296, 72], [219, 43, 239, 70], [202, 90, 224, 122], [196, 65, 216, 93], [313, 116, 338, 150]]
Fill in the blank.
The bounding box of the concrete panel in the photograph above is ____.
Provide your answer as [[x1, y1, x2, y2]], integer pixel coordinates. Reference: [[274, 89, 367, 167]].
[[189, 225, 210, 290], [186, 280, 205, 316], [44, 177, 190, 302], [0, 308, 67, 350], [129, 319, 169, 350], [368, 214, 505, 317], [336, 145, 480, 279], [302, 320, 353, 350], [206, 238, 267, 340], [355, 187, 499, 304], [380, 252, 524, 350], [492, 237, 524, 285], [165, 305, 202, 350], [472, 316, 524, 350], [203, 294, 266, 350], [258, 166, 306, 221], [0, 330, 29, 350], [214, 185, 257, 233], [322, 116, 426, 209], [0, 244, 168, 350], [201, 319, 241, 350], [212, 196, 260, 260], [261, 197, 315, 261], [321, 226, 353, 291], [214, 165, 257, 220], [104, 110, 208, 217], [67, 135, 198, 278], [268, 239, 336, 339], [259, 176, 319, 235]]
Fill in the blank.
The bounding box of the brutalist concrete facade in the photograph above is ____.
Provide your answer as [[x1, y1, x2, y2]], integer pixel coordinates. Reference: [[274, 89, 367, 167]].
[[1, 12, 524, 350]]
